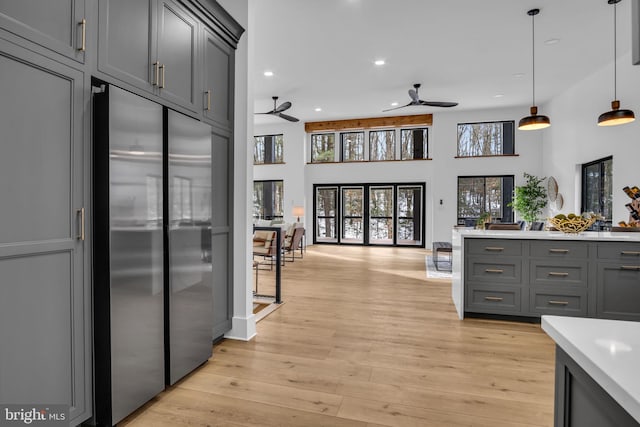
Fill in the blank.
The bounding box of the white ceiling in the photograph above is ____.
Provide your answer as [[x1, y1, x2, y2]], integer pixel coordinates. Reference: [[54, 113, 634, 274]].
[[251, 0, 633, 125]]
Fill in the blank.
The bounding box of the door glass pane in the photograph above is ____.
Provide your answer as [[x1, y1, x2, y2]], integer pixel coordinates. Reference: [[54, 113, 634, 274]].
[[369, 186, 394, 244], [397, 186, 422, 245], [316, 187, 337, 242], [342, 187, 364, 243]]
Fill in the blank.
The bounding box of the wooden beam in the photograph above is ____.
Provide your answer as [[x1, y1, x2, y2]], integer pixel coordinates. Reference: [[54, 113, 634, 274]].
[[304, 114, 433, 133]]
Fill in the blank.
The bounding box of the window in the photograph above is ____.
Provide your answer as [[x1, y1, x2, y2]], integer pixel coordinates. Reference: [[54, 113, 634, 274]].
[[457, 121, 515, 157], [315, 186, 338, 242], [172, 176, 192, 221], [457, 176, 514, 224], [369, 130, 395, 161], [314, 183, 425, 247], [401, 128, 428, 160], [341, 132, 365, 162], [253, 134, 283, 164], [311, 133, 335, 163], [341, 187, 364, 243], [582, 156, 612, 223], [253, 180, 284, 220]]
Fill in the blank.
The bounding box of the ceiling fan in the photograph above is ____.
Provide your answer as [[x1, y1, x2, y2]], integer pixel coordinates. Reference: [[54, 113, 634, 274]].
[[256, 96, 299, 122], [383, 83, 458, 112]]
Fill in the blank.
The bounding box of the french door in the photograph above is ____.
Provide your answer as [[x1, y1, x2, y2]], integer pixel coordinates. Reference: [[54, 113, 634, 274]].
[[314, 183, 425, 247]]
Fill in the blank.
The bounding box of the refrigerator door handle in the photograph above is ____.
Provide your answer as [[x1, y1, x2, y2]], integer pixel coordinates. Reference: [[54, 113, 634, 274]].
[[76, 207, 85, 241]]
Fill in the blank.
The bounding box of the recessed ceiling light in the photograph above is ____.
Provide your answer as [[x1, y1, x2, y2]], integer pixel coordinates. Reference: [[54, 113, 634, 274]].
[[263, 70, 274, 77], [493, 94, 504, 98], [374, 59, 385, 66], [314, 107, 322, 112], [544, 38, 560, 45], [512, 73, 525, 79], [391, 102, 399, 106]]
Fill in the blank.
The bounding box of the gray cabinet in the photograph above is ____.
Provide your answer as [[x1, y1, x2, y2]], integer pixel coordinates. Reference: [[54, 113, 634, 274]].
[[595, 242, 640, 321], [98, 0, 199, 111], [0, 40, 89, 425], [203, 28, 233, 128], [0, 0, 86, 63]]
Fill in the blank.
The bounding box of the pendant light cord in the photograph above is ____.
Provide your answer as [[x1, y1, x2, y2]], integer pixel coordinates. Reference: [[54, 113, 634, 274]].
[[531, 12, 536, 106], [613, 1, 617, 100]]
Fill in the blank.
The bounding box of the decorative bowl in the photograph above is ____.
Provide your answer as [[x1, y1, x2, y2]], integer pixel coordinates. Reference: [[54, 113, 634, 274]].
[[548, 215, 597, 234]]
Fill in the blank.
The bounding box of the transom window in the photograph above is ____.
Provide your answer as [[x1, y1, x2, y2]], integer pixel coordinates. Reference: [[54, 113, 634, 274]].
[[457, 121, 515, 157], [369, 130, 395, 161], [401, 128, 429, 160], [254, 134, 283, 164], [341, 132, 365, 162], [311, 133, 335, 163], [457, 176, 514, 225]]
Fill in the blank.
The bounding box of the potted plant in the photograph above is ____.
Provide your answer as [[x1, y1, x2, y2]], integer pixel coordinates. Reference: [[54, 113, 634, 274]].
[[509, 173, 547, 229]]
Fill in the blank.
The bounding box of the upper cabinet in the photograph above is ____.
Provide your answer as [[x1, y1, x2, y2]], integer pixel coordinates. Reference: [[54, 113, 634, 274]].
[[203, 28, 233, 129], [0, 0, 86, 63], [98, 0, 199, 112]]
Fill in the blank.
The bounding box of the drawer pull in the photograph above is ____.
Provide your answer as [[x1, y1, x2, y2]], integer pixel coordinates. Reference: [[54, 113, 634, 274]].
[[549, 248, 570, 254], [620, 265, 640, 271], [548, 272, 569, 277], [484, 296, 504, 302], [548, 300, 569, 306], [485, 269, 504, 274], [621, 251, 640, 256], [484, 247, 504, 252]]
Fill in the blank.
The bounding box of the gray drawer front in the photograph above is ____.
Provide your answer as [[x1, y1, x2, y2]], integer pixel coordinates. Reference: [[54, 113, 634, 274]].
[[466, 258, 522, 284], [529, 260, 588, 287], [597, 242, 640, 261], [466, 239, 522, 256], [596, 262, 640, 320], [530, 289, 587, 316], [530, 240, 588, 258], [466, 286, 521, 314]]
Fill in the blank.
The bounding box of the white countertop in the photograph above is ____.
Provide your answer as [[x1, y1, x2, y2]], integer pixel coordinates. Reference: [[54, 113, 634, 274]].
[[542, 315, 640, 423], [455, 228, 640, 242]]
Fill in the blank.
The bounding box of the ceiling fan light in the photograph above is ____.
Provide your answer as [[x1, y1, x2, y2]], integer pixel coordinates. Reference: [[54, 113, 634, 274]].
[[518, 106, 550, 130], [598, 100, 636, 126]]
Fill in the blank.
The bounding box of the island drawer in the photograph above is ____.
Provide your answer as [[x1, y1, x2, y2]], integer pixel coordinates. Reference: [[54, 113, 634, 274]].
[[529, 288, 587, 316], [529, 240, 588, 258], [465, 257, 522, 284], [466, 285, 521, 314], [529, 260, 588, 287], [465, 239, 522, 256], [597, 242, 640, 261]]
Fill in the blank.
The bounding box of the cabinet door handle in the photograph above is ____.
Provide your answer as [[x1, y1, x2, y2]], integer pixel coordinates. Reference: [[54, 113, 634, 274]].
[[159, 64, 166, 88], [484, 247, 504, 252], [621, 251, 640, 256], [549, 248, 570, 254], [620, 265, 640, 271], [205, 90, 211, 111], [152, 61, 160, 86], [76, 208, 85, 241], [78, 18, 86, 52], [485, 269, 504, 274], [548, 300, 569, 306], [548, 272, 569, 277], [484, 296, 503, 302]]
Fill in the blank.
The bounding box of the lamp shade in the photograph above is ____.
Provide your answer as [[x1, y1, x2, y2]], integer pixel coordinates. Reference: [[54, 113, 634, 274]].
[[292, 206, 304, 222], [598, 100, 636, 127], [518, 106, 551, 130]]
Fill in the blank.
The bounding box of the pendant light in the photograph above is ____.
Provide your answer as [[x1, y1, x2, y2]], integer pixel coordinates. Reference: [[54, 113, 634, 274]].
[[598, 0, 635, 126], [518, 8, 551, 130]]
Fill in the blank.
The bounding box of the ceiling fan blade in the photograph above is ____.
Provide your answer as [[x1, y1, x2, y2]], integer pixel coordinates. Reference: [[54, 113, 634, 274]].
[[408, 89, 420, 103], [273, 101, 292, 113], [382, 102, 413, 112], [277, 112, 299, 122], [418, 100, 458, 108]]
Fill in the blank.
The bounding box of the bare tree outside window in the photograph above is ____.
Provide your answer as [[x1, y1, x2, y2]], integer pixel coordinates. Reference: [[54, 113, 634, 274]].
[[311, 133, 335, 163], [457, 176, 514, 224], [254, 134, 284, 164], [369, 186, 394, 243], [341, 132, 365, 162], [253, 180, 284, 220], [401, 128, 428, 160], [369, 130, 395, 161], [457, 121, 514, 157], [342, 187, 364, 242], [316, 187, 338, 241]]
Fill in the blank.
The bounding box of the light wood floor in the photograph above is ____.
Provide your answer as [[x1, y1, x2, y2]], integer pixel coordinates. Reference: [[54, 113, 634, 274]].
[[121, 245, 556, 427]]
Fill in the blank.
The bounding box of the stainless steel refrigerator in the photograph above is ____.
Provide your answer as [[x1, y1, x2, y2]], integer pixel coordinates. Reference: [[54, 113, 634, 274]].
[[93, 84, 213, 426]]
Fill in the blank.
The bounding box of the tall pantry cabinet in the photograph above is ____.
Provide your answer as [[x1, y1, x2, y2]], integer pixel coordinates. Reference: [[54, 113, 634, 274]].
[[0, 1, 243, 425]]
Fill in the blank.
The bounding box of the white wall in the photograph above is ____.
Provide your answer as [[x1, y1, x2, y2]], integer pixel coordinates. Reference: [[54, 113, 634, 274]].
[[217, 0, 255, 341], [544, 51, 640, 223], [254, 106, 544, 247]]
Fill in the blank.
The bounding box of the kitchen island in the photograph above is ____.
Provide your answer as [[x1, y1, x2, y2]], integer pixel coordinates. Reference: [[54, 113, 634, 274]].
[[451, 229, 640, 320], [542, 315, 640, 426]]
